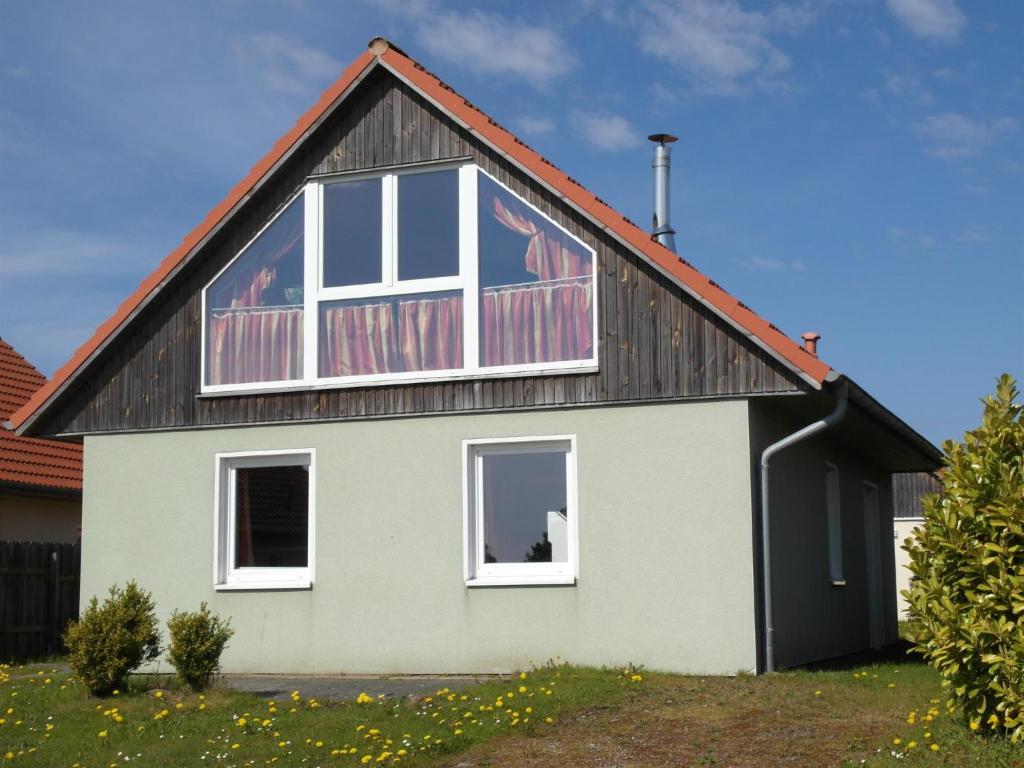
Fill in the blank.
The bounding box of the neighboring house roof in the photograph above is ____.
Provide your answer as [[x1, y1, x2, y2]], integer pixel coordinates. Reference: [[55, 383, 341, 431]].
[[0, 338, 83, 492], [9, 37, 831, 435]]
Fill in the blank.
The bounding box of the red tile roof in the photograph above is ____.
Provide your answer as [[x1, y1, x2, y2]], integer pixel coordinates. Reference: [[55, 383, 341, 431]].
[[10, 38, 830, 435], [0, 338, 82, 491]]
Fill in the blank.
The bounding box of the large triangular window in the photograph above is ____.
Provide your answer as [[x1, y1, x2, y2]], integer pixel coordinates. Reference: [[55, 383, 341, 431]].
[[201, 163, 597, 392]]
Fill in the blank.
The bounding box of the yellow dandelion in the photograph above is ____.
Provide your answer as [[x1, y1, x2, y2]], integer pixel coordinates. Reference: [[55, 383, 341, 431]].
[[231, 743, 240, 750], [892, 737, 901, 745], [930, 744, 940, 752], [98, 729, 108, 738]]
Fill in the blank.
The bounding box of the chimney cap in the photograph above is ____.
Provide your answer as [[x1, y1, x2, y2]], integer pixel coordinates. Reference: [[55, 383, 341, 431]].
[[801, 332, 821, 356], [648, 133, 678, 145]]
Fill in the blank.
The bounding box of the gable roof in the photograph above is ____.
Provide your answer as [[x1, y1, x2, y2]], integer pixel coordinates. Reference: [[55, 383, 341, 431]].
[[11, 37, 833, 435], [0, 338, 82, 492]]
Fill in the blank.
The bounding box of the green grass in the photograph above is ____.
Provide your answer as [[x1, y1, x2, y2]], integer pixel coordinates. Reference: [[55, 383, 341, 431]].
[[0, 662, 636, 767], [2, 658, 1023, 767]]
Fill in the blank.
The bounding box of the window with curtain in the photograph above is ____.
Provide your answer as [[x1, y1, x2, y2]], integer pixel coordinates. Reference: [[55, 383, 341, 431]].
[[216, 451, 314, 590], [202, 163, 597, 393], [478, 174, 594, 368], [205, 197, 304, 386]]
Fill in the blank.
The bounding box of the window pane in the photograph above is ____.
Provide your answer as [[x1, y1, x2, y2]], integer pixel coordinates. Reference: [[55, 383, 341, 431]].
[[206, 198, 304, 386], [482, 449, 568, 564], [397, 170, 459, 281], [234, 465, 308, 568], [826, 465, 843, 582], [319, 291, 463, 377], [323, 178, 382, 287], [478, 173, 594, 366]]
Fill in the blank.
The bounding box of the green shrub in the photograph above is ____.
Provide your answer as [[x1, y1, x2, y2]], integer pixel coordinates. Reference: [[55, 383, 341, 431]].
[[63, 581, 160, 696], [166, 602, 234, 691], [904, 374, 1024, 740]]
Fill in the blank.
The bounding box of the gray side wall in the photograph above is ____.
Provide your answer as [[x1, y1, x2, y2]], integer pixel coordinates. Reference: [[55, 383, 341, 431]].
[[0, 492, 81, 543], [749, 400, 898, 669], [82, 400, 757, 675]]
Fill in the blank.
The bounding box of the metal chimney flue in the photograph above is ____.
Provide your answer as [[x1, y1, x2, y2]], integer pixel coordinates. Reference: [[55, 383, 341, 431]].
[[648, 133, 678, 252]]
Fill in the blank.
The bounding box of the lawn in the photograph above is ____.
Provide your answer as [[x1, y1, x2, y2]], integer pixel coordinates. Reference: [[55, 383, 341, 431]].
[[2, 657, 1022, 768]]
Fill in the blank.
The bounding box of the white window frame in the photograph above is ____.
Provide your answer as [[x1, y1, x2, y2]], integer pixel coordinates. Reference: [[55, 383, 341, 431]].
[[462, 435, 579, 587], [199, 161, 599, 395], [213, 449, 315, 591], [825, 461, 844, 586]]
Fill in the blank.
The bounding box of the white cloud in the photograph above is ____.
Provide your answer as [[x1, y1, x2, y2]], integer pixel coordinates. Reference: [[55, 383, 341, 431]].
[[514, 116, 556, 136], [413, 10, 576, 87], [882, 70, 933, 104], [886, 0, 966, 43], [957, 227, 992, 245], [746, 256, 807, 272], [631, 0, 825, 95], [234, 34, 340, 95], [572, 112, 640, 152], [913, 113, 1019, 160]]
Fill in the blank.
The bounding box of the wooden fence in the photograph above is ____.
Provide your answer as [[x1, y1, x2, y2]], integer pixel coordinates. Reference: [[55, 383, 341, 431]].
[[0, 541, 81, 662]]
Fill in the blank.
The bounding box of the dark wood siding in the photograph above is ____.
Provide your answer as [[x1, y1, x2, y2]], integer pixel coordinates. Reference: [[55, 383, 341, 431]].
[[892, 472, 941, 519], [34, 69, 806, 437]]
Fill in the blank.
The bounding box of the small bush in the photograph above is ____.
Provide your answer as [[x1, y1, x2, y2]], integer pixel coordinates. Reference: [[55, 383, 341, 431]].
[[904, 374, 1024, 740], [166, 602, 234, 691], [64, 581, 160, 696]]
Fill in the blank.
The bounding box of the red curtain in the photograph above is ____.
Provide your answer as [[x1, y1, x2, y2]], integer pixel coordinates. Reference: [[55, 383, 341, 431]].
[[208, 307, 303, 385], [483, 195, 594, 366], [319, 294, 463, 377]]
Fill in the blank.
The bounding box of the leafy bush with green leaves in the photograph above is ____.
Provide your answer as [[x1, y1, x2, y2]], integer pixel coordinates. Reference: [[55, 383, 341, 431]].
[[166, 602, 234, 691], [63, 581, 160, 696], [904, 374, 1024, 740]]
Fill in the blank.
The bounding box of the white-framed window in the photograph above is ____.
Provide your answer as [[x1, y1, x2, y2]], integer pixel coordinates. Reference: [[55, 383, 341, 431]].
[[200, 162, 598, 393], [463, 435, 578, 587], [825, 461, 844, 585], [214, 449, 315, 590]]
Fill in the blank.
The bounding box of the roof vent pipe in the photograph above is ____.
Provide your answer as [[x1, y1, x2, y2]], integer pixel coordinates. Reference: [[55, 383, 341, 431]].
[[648, 133, 678, 252], [801, 332, 821, 356]]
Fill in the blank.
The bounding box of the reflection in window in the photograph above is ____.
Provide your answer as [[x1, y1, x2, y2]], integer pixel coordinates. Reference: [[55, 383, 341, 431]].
[[234, 464, 309, 568], [323, 178, 383, 288], [206, 197, 304, 386], [481, 449, 569, 564], [397, 170, 459, 281], [478, 175, 594, 367], [319, 291, 463, 377]]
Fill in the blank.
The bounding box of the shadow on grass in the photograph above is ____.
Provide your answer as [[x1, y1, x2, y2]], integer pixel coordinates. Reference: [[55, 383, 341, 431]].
[[798, 639, 924, 672]]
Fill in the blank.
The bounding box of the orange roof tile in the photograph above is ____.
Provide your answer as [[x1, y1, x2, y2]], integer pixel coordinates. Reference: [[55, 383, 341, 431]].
[[0, 338, 82, 491], [10, 38, 829, 434]]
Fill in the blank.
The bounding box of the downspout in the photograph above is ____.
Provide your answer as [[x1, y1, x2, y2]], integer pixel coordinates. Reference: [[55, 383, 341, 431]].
[[760, 379, 848, 673]]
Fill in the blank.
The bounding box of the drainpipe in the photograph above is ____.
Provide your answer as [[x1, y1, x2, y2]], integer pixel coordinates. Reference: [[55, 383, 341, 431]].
[[760, 379, 848, 673]]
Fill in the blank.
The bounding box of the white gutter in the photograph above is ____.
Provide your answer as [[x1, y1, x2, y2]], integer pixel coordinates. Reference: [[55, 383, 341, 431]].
[[760, 379, 848, 673]]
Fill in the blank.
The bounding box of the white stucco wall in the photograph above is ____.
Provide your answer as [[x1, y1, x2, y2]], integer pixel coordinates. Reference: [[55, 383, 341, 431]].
[[893, 518, 923, 617], [82, 400, 758, 675]]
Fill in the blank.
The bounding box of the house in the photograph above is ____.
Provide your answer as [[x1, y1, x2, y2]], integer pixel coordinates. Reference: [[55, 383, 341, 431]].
[[892, 472, 942, 616], [7, 39, 941, 675], [0, 338, 82, 543]]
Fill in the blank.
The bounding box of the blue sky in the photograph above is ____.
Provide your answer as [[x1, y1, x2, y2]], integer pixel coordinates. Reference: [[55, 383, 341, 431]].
[[0, 0, 1020, 445]]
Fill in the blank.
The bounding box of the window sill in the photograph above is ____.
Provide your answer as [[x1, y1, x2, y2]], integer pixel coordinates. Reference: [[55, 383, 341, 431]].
[[197, 363, 599, 398], [215, 581, 313, 592], [830, 579, 847, 588], [466, 575, 576, 588]]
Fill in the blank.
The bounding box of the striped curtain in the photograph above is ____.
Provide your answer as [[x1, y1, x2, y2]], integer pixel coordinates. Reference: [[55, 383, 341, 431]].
[[208, 307, 304, 385], [483, 195, 593, 366], [319, 294, 463, 377]]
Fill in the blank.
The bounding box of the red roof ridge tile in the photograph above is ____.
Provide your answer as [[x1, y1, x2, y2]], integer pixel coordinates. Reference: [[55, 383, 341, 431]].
[[10, 38, 828, 434]]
